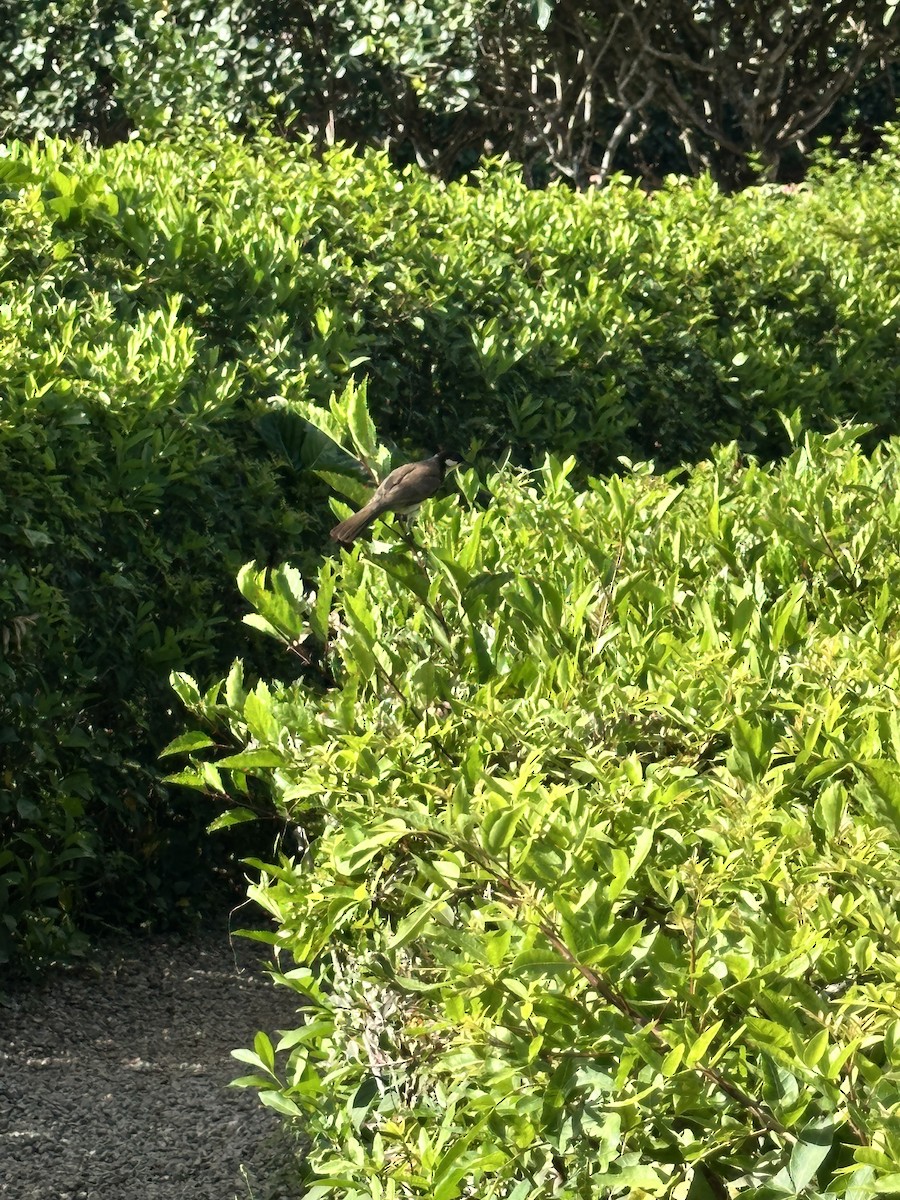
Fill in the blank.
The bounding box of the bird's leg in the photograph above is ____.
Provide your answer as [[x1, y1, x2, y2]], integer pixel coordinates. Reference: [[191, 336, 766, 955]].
[[396, 520, 427, 565], [394, 515, 435, 575], [393, 523, 452, 634]]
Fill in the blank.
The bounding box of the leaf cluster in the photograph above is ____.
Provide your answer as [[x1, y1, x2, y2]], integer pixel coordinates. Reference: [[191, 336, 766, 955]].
[[176, 422, 900, 1197], [5, 129, 898, 471]]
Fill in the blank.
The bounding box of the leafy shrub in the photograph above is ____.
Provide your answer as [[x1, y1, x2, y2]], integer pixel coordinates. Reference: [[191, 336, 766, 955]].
[[175, 421, 900, 1197], [0, 157, 320, 968], [2, 128, 898, 968], [4, 127, 899, 470], [0, 0, 289, 144]]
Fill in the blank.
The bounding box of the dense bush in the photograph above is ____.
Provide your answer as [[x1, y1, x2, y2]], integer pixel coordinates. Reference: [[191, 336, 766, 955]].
[[0, 147, 317, 967], [2, 129, 898, 968], [173, 422, 900, 1197], [3, 128, 898, 470]]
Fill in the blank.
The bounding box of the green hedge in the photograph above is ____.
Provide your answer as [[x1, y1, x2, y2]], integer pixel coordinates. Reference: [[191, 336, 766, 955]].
[[0, 159, 317, 967], [1, 129, 898, 967], [0, 317, 319, 963], [3, 129, 900, 473], [173, 424, 900, 1197]]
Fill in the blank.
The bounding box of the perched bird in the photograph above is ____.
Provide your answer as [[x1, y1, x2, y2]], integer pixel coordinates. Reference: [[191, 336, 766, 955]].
[[330, 449, 460, 545]]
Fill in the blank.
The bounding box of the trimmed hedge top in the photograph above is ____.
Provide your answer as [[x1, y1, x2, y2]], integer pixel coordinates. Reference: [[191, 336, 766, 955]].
[[1, 128, 899, 471]]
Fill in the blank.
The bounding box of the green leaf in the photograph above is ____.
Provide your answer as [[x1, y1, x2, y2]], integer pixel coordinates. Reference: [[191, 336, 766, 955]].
[[346, 380, 378, 459], [207, 807, 259, 832], [788, 1119, 833, 1191], [803, 1028, 829, 1068], [685, 1020, 723, 1067], [628, 827, 655, 875], [760, 1053, 801, 1117], [861, 760, 900, 832], [509, 948, 573, 974], [231, 1048, 275, 1075], [661, 1043, 685, 1077], [812, 783, 844, 838], [541, 1056, 576, 1127], [257, 408, 367, 477], [387, 897, 449, 950], [254, 1031, 276, 1072], [469, 621, 495, 682], [482, 802, 529, 855], [161, 768, 207, 790], [159, 730, 216, 757], [225, 660, 246, 710], [685, 1166, 727, 1200], [432, 1128, 480, 1200], [216, 749, 283, 768], [258, 1090, 302, 1117], [310, 560, 337, 642], [858, 1173, 900, 1192], [242, 613, 282, 640], [170, 671, 201, 708]]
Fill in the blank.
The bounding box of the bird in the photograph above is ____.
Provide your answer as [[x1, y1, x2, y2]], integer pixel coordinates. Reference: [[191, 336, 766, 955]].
[[329, 449, 461, 545]]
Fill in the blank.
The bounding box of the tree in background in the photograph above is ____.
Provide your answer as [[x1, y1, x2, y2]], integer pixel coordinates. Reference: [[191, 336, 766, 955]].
[[423, 0, 899, 186], [0, 0, 896, 186], [585, 0, 900, 186]]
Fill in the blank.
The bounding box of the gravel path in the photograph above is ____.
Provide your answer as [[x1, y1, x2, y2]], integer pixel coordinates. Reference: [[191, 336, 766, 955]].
[[0, 918, 306, 1200]]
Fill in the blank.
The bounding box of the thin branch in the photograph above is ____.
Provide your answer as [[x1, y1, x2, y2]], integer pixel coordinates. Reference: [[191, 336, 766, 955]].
[[595, 81, 656, 185], [489, 871, 795, 1141]]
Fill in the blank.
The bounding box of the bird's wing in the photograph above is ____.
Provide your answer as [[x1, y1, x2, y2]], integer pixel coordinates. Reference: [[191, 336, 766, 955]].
[[376, 459, 441, 507]]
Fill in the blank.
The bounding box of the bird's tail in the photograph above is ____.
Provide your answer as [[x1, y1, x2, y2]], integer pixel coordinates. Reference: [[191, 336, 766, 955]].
[[329, 501, 384, 545]]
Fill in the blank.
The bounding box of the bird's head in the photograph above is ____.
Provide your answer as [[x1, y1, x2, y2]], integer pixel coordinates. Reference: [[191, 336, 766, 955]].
[[436, 448, 463, 470]]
